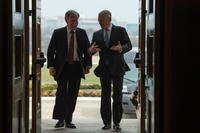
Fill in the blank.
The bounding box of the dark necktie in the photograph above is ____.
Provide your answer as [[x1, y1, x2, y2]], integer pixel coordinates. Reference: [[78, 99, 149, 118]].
[[66, 30, 74, 64], [104, 29, 109, 47]]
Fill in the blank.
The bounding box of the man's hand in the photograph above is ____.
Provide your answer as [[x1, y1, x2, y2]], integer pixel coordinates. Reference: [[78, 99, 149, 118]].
[[49, 67, 56, 76], [88, 42, 101, 54], [110, 41, 122, 52]]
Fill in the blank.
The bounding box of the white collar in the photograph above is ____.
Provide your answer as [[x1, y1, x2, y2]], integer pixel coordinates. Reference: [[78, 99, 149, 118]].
[[67, 26, 76, 34]]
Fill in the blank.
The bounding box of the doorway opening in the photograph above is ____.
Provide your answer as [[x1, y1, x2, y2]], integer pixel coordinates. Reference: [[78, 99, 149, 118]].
[[37, 0, 140, 132]]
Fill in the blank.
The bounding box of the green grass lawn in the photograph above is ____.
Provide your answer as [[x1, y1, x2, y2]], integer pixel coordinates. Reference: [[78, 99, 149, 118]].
[[41, 64, 100, 85]]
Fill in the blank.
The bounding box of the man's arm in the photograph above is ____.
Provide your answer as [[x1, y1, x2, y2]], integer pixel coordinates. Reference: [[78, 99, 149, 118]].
[[120, 27, 132, 54], [88, 32, 101, 55], [47, 30, 57, 68], [83, 30, 92, 74]]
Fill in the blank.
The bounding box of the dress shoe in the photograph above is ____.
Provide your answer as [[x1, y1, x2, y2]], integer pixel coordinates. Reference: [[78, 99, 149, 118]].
[[113, 124, 121, 131], [102, 124, 111, 130], [65, 122, 76, 128], [54, 120, 64, 128]]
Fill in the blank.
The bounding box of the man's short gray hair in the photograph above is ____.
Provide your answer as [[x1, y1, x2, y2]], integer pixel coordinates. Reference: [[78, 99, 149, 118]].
[[65, 10, 79, 19], [98, 10, 112, 18]]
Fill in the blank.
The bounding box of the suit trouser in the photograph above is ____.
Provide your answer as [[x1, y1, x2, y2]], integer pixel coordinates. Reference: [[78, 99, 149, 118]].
[[52, 62, 81, 123], [100, 66, 123, 125]]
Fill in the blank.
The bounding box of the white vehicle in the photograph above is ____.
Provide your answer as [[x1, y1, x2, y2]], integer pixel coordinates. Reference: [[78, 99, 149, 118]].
[[122, 48, 138, 114]]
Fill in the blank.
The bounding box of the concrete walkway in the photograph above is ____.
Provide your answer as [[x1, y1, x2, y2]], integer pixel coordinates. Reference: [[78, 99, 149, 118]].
[[41, 97, 139, 133]]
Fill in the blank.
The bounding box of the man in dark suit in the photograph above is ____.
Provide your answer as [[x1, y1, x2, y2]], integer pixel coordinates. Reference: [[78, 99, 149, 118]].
[[89, 10, 132, 131], [47, 10, 92, 129]]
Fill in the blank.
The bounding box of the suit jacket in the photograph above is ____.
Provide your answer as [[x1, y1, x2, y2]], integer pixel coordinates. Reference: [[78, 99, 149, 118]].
[[92, 24, 132, 77], [47, 26, 92, 80]]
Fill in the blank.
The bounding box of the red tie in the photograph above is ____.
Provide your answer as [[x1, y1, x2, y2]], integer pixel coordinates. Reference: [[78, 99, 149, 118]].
[[67, 30, 74, 64]]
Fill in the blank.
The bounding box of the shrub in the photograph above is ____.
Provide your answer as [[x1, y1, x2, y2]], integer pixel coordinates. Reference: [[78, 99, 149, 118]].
[[80, 84, 101, 90], [78, 89, 101, 97], [41, 83, 101, 90], [37, 83, 101, 97]]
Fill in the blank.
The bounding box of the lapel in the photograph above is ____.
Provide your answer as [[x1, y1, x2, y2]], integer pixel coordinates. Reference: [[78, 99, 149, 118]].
[[63, 27, 68, 55], [97, 29, 106, 49], [76, 28, 81, 48], [75, 28, 81, 56], [109, 25, 117, 45], [100, 29, 104, 41]]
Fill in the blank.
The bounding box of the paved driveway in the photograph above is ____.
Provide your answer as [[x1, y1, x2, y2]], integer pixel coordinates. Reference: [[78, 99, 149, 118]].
[[41, 97, 139, 133]]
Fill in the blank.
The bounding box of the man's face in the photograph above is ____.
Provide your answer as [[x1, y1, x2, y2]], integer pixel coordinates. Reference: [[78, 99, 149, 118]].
[[66, 15, 78, 30], [98, 15, 111, 29]]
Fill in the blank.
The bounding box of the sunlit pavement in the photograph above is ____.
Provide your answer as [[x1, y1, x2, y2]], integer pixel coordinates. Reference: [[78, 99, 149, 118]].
[[41, 97, 139, 133]]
